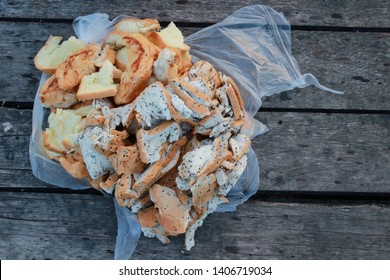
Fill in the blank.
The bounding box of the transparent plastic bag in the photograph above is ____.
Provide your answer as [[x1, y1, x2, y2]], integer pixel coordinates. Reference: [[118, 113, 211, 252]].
[[29, 4, 340, 259]]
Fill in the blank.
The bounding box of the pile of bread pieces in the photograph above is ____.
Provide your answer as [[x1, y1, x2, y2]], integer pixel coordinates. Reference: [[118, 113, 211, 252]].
[[34, 17, 251, 250]]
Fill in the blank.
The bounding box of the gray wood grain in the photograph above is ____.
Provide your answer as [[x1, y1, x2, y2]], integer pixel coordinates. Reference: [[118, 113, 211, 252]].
[[1, 192, 389, 259], [1, 107, 389, 193], [255, 112, 390, 192], [1, 0, 390, 28], [1, 22, 389, 110]]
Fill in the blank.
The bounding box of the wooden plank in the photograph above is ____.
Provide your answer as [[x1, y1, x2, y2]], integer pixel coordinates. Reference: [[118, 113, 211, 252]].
[[1, 192, 389, 259], [1, 107, 389, 193], [255, 112, 390, 192], [1, 22, 389, 109], [2, 0, 390, 28]]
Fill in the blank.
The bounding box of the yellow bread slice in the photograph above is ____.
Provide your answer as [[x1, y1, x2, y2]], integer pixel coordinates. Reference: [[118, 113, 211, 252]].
[[114, 18, 160, 34], [34, 36, 86, 74], [43, 108, 84, 154], [77, 60, 118, 101]]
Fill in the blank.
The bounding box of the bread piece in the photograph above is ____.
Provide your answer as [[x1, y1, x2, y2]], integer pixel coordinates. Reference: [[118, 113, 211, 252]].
[[59, 154, 89, 179], [150, 184, 191, 235], [77, 60, 118, 101], [229, 133, 251, 160], [166, 87, 200, 126], [188, 60, 222, 92], [132, 137, 187, 197], [99, 172, 119, 194], [55, 44, 100, 91], [217, 155, 248, 196], [189, 76, 217, 101], [69, 101, 95, 116], [170, 79, 212, 110], [95, 46, 123, 79], [167, 79, 211, 124], [114, 176, 135, 207], [131, 194, 152, 214], [43, 108, 84, 154], [151, 22, 189, 53], [196, 136, 232, 178], [185, 194, 228, 250], [84, 109, 107, 128], [116, 174, 138, 199], [114, 18, 160, 34], [100, 106, 122, 130], [136, 121, 181, 164], [195, 108, 231, 137], [216, 84, 233, 115], [39, 75, 78, 108], [138, 206, 170, 244], [177, 144, 215, 180], [134, 81, 173, 127], [34, 36, 86, 74], [191, 173, 217, 215], [77, 127, 114, 180], [119, 103, 136, 127], [177, 133, 232, 188], [94, 128, 129, 156], [153, 48, 178, 83], [105, 32, 157, 104], [94, 45, 116, 68], [109, 144, 146, 175]]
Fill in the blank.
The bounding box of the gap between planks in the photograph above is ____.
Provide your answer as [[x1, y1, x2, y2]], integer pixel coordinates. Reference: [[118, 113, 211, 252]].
[[1, 187, 390, 207], [1, 17, 390, 33], [2, 101, 390, 115]]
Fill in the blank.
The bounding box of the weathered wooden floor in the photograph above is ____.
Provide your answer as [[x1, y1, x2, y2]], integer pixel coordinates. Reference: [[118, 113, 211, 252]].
[[0, 0, 389, 259]]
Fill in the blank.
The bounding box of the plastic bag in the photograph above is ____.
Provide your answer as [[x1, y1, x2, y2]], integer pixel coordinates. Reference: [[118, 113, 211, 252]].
[[29, 4, 340, 259]]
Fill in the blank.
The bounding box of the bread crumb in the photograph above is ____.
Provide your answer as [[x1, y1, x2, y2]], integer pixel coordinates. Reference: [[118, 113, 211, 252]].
[[2, 122, 13, 132]]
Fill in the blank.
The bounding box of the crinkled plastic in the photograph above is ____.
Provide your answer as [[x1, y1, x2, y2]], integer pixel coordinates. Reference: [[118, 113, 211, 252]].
[[29, 4, 340, 259]]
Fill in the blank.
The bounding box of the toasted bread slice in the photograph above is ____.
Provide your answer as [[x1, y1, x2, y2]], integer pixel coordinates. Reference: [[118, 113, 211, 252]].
[[34, 36, 86, 74]]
